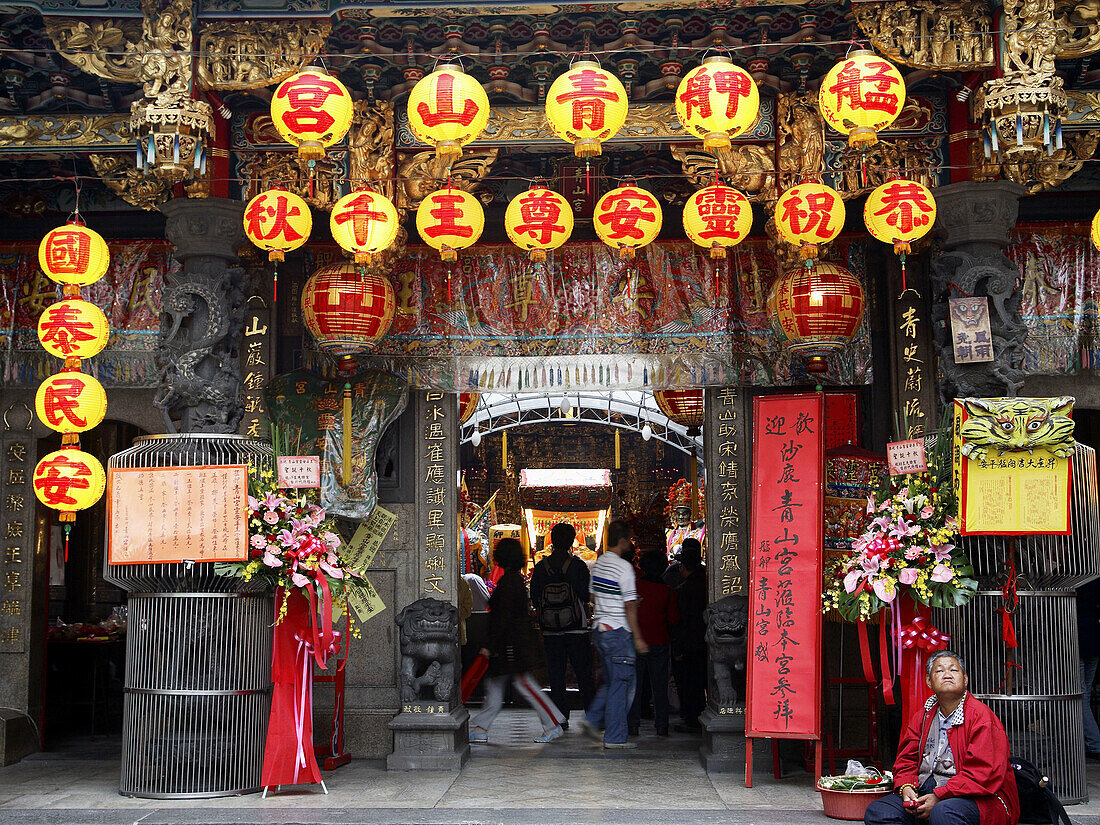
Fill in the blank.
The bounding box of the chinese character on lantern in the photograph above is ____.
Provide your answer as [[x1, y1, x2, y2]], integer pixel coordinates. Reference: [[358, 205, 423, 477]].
[[37, 299, 110, 360], [407, 65, 490, 160], [32, 449, 105, 514], [594, 183, 663, 259], [38, 223, 111, 286], [329, 190, 400, 264], [545, 62, 629, 157], [774, 182, 846, 261], [35, 372, 107, 434], [683, 184, 752, 259], [243, 188, 313, 262], [819, 51, 906, 148], [504, 186, 574, 261], [415, 187, 485, 261], [674, 58, 760, 151], [864, 178, 937, 285], [271, 68, 354, 160]]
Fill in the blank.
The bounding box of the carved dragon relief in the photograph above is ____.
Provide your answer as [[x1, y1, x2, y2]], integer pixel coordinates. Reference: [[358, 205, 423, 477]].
[[396, 148, 499, 212], [671, 144, 776, 203], [44, 17, 143, 84], [1055, 0, 1100, 57], [970, 129, 1100, 192], [852, 0, 995, 71], [88, 154, 171, 210]]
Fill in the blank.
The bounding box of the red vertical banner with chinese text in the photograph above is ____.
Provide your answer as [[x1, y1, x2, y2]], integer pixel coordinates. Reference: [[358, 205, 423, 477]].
[[746, 392, 824, 740]]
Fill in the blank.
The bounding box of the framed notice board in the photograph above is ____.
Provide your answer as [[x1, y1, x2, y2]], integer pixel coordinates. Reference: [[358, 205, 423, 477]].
[[107, 464, 249, 564]]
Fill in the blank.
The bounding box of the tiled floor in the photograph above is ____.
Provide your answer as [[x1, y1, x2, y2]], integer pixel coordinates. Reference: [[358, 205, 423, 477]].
[[1, 710, 1099, 824]]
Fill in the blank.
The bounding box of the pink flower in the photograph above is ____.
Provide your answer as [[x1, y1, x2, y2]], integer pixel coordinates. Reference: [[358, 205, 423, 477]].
[[888, 516, 920, 540], [920, 505, 934, 520], [290, 571, 309, 588], [931, 564, 954, 583], [262, 493, 281, 510], [262, 511, 279, 525], [931, 542, 955, 563], [323, 531, 341, 549], [866, 496, 876, 516], [904, 546, 925, 560], [871, 515, 894, 532], [247, 495, 261, 511], [872, 577, 897, 602], [319, 560, 344, 579], [249, 534, 267, 549], [843, 570, 864, 593], [898, 567, 919, 585], [945, 516, 959, 530], [262, 550, 281, 567]]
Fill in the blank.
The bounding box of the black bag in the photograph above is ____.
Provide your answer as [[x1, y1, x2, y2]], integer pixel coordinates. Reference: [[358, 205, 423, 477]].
[[538, 557, 585, 632], [1010, 756, 1072, 825]]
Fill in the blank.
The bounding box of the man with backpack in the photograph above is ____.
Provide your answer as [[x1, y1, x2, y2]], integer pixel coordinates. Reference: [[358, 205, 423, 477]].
[[531, 522, 595, 731]]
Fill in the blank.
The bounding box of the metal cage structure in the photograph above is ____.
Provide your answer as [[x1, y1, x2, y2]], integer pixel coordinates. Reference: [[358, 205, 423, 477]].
[[935, 442, 1100, 804], [106, 434, 275, 799]]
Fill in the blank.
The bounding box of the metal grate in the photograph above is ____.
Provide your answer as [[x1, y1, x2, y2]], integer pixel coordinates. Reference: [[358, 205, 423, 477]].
[[104, 434, 273, 593], [106, 434, 274, 798]]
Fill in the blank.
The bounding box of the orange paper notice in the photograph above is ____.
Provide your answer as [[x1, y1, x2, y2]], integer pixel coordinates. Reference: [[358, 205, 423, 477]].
[[107, 465, 249, 564]]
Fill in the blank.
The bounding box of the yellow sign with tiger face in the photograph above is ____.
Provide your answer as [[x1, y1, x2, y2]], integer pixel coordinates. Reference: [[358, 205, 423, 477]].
[[953, 397, 1074, 535]]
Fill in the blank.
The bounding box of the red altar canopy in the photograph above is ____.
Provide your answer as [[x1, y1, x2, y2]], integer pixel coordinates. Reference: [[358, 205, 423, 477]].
[[746, 393, 824, 747]]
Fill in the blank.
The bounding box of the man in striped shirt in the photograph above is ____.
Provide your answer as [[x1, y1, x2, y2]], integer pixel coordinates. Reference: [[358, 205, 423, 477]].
[[580, 519, 649, 749]]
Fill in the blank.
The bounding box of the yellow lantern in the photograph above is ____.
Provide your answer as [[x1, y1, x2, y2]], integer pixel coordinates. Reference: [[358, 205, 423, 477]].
[[35, 371, 107, 436], [774, 182, 846, 261], [270, 68, 354, 161], [37, 299, 110, 362], [504, 186, 574, 261], [243, 188, 312, 263], [329, 189, 400, 264], [416, 187, 484, 262], [865, 178, 937, 291], [38, 222, 110, 287], [818, 51, 906, 149], [594, 183, 663, 260], [33, 448, 106, 520], [1092, 208, 1100, 252], [545, 61, 628, 157], [674, 57, 760, 151], [683, 184, 753, 259], [407, 65, 491, 161]]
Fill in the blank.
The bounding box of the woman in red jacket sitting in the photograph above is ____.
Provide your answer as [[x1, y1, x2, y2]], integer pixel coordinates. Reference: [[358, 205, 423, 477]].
[[865, 650, 1019, 825]]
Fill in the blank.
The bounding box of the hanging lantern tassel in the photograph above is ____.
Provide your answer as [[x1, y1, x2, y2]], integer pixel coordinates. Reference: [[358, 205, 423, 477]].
[[895, 240, 911, 293], [268, 249, 285, 302], [800, 242, 819, 262], [585, 158, 591, 196], [860, 151, 868, 188], [308, 159, 316, 199], [502, 430, 508, 471], [615, 429, 621, 469], [62, 521, 72, 562], [342, 378, 353, 486]]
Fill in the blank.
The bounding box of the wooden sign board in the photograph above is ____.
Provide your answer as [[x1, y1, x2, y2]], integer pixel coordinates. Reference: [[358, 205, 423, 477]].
[[108, 465, 249, 564], [277, 455, 321, 489]]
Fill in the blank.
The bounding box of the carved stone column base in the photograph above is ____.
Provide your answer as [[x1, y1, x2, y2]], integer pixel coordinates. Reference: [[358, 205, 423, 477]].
[[699, 706, 745, 773], [386, 704, 470, 771]]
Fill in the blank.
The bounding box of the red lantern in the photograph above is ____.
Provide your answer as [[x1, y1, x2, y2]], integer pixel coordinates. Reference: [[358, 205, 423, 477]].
[[653, 389, 705, 435], [459, 392, 479, 424], [301, 262, 396, 365], [766, 262, 866, 373]]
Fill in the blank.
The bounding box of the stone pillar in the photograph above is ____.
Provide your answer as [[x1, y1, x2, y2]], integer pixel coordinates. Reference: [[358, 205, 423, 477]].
[[700, 386, 751, 772], [0, 403, 41, 765], [387, 391, 468, 770], [156, 197, 247, 433], [930, 181, 1027, 402]]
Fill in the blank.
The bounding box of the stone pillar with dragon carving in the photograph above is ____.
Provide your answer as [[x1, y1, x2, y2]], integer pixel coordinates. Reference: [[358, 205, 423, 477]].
[[929, 181, 1028, 402], [155, 198, 248, 433]]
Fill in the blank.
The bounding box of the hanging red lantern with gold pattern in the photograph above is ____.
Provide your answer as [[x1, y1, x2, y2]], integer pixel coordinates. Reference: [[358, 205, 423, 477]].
[[38, 221, 111, 288], [37, 299, 110, 365], [654, 389, 704, 435], [407, 65, 491, 161], [329, 189, 400, 265], [766, 262, 866, 373], [818, 51, 906, 149], [864, 178, 937, 291], [271, 68, 355, 161], [504, 185, 573, 261], [682, 184, 752, 259], [416, 187, 485, 262], [774, 182, 845, 262], [459, 392, 480, 425], [545, 61, 629, 158], [33, 448, 106, 522], [594, 183, 662, 260], [674, 57, 760, 151], [35, 371, 108, 437]]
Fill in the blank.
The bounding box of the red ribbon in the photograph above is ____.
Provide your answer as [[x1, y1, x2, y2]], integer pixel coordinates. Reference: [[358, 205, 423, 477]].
[[997, 560, 1020, 650], [898, 615, 951, 652]]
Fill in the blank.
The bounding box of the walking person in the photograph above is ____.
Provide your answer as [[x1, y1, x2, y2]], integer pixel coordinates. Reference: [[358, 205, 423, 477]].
[[530, 522, 595, 730], [580, 519, 649, 749], [628, 549, 679, 737], [672, 538, 708, 732], [470, 538, 566, 744]]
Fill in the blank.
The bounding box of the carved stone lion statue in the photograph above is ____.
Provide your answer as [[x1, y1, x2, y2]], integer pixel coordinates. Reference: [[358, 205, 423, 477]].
[[396, 597, 459, 703], [704, 595, 748, 709]]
